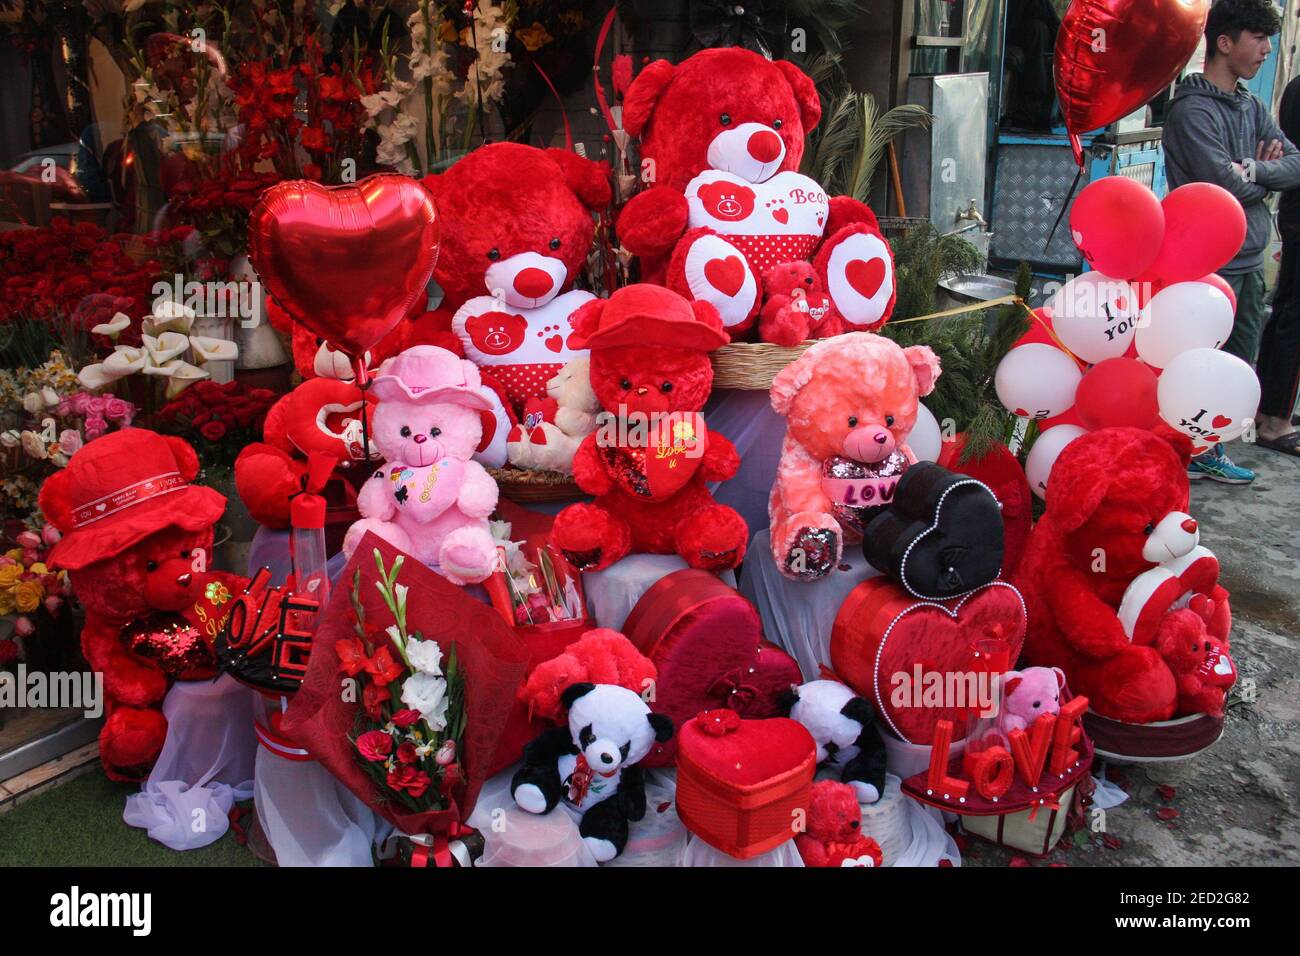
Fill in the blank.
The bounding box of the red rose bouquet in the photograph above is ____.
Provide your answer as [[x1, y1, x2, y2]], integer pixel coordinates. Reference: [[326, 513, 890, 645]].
[[282, 533, 530, 860], [152, 379, 277, 475]]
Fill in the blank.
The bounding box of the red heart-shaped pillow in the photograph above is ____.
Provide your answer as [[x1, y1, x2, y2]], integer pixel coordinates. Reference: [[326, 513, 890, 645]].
[[831, 578, 1026, 744], [248, 174, 440, 363], [1118, 545, 1221, 646]]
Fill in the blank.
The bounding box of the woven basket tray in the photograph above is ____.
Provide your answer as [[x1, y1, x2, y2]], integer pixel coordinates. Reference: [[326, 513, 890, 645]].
[[489, 467, 583, 503], [710, 341, 812, 390]]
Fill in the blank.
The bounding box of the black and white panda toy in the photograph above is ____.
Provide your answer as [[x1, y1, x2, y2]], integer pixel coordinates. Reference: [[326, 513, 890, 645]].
[[782, 679, 888, 804], [511, 682, 674, 862]]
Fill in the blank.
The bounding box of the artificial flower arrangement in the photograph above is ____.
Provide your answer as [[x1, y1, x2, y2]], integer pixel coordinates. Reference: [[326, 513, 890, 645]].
[[151, 378, 277, 478], [0, 526, 70, 643], [341, 549, 466, 812], [485, 518, 586, 630]]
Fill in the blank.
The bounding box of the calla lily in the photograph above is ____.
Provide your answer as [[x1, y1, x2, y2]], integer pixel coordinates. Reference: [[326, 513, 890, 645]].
[[103, 346, 149, 375], [143, 331, 190, 365], [190, 335, 239, 364], [91, 312, 132, 337], [163, 360, 208, 398], [144, 299, 197, 336]]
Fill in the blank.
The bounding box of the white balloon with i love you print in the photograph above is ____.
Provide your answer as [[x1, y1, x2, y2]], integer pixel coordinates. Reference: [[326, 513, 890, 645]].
[[1044, 272, 1139, 364], [1157, 348, 1260, 446]]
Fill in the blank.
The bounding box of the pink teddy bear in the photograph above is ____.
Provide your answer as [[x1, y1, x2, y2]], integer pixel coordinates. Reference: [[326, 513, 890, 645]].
[[769, 332, 941, 579], [998, 666, 1065, 734], [343, 346, 500, 585]]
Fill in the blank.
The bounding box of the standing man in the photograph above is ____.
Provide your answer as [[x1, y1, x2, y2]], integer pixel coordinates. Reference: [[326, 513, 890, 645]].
[[1255, 73, 1300, 457], [1163, 0, 1300, 483]]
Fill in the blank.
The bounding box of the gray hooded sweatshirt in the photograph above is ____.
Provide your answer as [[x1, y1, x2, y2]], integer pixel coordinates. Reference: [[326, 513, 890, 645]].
[[1164, 73, 1300, 274]]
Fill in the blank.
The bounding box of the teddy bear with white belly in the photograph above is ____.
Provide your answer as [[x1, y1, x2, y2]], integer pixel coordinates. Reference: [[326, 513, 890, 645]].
[[511, 682, 673, 862]]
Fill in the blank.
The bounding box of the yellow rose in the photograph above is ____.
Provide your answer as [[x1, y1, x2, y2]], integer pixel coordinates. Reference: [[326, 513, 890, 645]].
[[5, 549, 22, 561], [28, 562, 47, 575], [0, 589, 14, 616], [14, 579, 43, 613], [0, 565, 22, 588]]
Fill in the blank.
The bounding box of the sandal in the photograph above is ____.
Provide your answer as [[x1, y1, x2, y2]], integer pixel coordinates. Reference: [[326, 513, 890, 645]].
[[1255, 430, 1300, 457]]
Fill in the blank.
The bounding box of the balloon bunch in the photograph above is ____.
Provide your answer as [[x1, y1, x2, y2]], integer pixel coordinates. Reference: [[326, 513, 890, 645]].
[[994, 177, 1262, 497]]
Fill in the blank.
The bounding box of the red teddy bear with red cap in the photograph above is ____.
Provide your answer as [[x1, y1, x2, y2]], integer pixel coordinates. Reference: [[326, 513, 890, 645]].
[[41, 430, 246, 781], [617, 47, 895, 342], [550, 284, 748, 572]]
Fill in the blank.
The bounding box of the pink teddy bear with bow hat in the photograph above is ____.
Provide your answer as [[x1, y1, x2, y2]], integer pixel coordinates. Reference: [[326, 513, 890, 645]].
[[343, 346, 500, 585]]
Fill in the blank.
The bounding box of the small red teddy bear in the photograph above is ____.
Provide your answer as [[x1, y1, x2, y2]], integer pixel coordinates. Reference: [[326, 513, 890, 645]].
[[1155, 609, 1237, 718], [759, 261, 843, 346], [550, 285, 749, 572], [796, 779, 884, 867]]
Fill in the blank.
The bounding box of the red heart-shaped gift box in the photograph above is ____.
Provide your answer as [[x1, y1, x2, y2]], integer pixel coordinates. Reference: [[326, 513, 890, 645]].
[[830, 578, 1026, 745]]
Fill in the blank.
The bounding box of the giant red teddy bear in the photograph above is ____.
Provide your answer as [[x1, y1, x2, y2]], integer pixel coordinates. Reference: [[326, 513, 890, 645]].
[[550, 284, 748, 572], [1014, 428, 1233, 724], [618, 47, 896, 342], [41, 430, 246, 780]]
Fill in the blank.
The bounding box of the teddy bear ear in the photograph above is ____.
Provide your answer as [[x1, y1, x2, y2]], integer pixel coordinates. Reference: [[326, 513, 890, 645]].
[[1052, 666, 1067, 691], [689, 299, 724, 334], [162, 435, 201, 482], [37, 467, 75, 535], [1002, 672, 1023, 698], [770, 345, 820, 417], [568, 297, 606, 347], [902, 345, 941, 397], [622, 58, 676, 138], [418, 172, 439, 199], [1045, 449, 1113, 534], [772, 59, 822, 132], [648, 712, 674, 743], [544, 149, 612, 211]]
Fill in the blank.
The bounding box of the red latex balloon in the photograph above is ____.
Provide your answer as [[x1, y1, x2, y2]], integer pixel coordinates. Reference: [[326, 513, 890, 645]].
[[1069, 176, 1165, 279], [1199, 272, 1238, 313], [1013, 308, 1057, 348], [1075, 357, 1160, 430], [1144, 183, 1247, 285], [248, 175, 440, 366], [1055, 0, 1209, 166]]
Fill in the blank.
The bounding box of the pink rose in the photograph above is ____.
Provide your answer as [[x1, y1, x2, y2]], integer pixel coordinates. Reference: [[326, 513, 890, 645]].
[[41, 524, 61, 547], [14, 616, 35, 637], [44, 595, 62, 613], [58, 429, 83, 455], [83, 416, 108, 440], [22, 549, 38, 565], [104, 397, 133, 423], [15, 531, 40, 550], [69, 392, 92, 415], [86, 395, 107, 416]]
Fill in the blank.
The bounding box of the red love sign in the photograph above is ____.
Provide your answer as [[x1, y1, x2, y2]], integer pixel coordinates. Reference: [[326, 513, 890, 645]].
[[248, 175, 440, 372]]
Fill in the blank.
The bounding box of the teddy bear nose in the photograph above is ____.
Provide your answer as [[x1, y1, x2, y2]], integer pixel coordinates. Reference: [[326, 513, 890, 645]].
[[747, 129, 783, 162], [513, 267, 554, 299], [636, 386, 648, 395], [176, 572, 192, 588], [413, 433, 427, 444], [1181, 518, 1198, 533], [874, 431, 888, 443], [599, 752, 614, 765]]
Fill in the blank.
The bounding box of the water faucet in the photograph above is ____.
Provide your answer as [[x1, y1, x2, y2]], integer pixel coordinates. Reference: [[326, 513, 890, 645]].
[[956, 198, 987, 229]]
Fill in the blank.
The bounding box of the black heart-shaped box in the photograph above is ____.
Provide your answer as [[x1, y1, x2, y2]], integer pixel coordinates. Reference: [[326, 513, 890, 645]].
[[861, 462, 1004, 599]]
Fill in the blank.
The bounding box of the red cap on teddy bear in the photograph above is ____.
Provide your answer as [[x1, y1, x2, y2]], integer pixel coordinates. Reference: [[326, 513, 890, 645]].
[[568, 284, 729, 352], [41, 429, 227, 571]]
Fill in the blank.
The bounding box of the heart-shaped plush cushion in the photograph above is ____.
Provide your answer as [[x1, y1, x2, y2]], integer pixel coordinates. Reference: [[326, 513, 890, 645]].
[[621, 570, 798, 766], [862, 462, 1005, 599], [1118, 545, 1221, 646], [831, 578, 1026, 745]]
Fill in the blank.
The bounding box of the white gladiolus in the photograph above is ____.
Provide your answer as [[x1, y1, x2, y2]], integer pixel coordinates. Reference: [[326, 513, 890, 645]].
[[405, 637, 444, 677], [400, 672, 449, 730]]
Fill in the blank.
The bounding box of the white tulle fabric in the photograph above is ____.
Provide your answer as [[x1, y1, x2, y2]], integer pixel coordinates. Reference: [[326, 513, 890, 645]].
[[253, 745, 394, 866], [1090, 773, 1129, 810], [704, 389, 789, 539], [122, 675, 257, 850], [584, 553, 737, 631], [679, 835, 806, 867], [738, 527, 882, 681]]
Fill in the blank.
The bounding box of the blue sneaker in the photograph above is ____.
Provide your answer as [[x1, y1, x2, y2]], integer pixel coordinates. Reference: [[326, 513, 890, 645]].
[[1188, 444, 1255, 484]]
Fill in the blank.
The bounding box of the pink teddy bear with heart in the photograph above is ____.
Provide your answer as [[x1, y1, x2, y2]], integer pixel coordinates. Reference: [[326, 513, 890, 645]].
[[342, 346, 500, 585], [998, 666, 1065, 734]]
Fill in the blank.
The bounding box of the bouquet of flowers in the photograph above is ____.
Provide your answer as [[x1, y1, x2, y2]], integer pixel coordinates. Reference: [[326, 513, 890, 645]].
[[152, 378, 276, 477], [0, 525, 70, 644], [342, 549, 467, 813]]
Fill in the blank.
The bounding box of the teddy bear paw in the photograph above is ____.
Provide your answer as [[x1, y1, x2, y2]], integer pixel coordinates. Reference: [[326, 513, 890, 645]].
[[696, 546, 740, 571], [583, 835, 619, 863], [512, 783, 549, 815], [561, 545, 604, 571], [786, 526, 839, 579], [849, 780, 880, 804]]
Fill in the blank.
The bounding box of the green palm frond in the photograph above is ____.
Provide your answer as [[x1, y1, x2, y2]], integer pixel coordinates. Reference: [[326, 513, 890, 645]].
[[850, 99, 934, 203]]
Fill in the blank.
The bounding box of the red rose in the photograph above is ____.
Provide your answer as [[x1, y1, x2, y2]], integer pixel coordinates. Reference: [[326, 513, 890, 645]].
[[404, 769, 432, 798], [697, 708, 741, 737], [0, 640, 19, 667], [396, 741, 418, 765], [200, 420, 227, 441], [356, 730, 393, 762], [386, 764, 430, 797], [391, 708, 421, 728]]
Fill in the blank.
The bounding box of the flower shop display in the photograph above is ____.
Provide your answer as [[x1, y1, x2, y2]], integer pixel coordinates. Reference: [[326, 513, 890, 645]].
[[38, 429, 245, 781], [795, 780, 884, 867], [861, 462, 1005, 601], [433, 142, 611, 412], [341, 346, 500, 585], [505, 356, 601, 474], [768, 332, 941, 580], [620, 568, 802, 767], [152, 379, 277, 479], [617, 47, 896, 340], [1013, 428, 1234, 728], [510, 682, 673, 862], [550, 285, 749, 572], [782, 679, 888, 805]]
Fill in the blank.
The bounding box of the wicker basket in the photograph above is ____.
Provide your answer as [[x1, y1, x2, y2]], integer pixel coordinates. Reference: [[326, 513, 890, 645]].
[[710, 341, 812, 390], [489, 467, 583, 503]]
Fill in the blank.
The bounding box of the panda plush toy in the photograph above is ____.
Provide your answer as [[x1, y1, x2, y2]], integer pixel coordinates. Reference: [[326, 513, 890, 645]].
[[511, 683, 674, 862], [782, 680, 888, 804]]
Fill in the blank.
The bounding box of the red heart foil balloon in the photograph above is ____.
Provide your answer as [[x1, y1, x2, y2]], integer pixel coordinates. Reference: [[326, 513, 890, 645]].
[[248, 174, 439, 364], [1055, 0, 1209, 166]]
